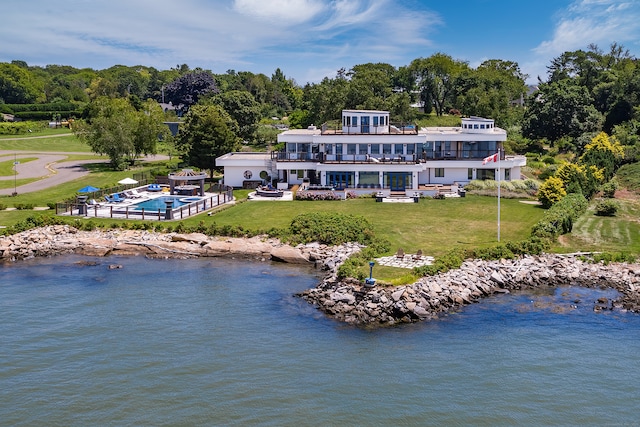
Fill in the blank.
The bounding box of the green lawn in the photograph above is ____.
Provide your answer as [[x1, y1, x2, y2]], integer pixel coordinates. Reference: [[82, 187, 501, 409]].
[[205, 195, 544, 257], [551, 197, 640, 255], [0, 133, 92, 152]]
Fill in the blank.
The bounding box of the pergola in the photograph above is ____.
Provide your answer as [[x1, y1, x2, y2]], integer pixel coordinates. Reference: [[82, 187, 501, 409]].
[[168, 169, 208, 196]]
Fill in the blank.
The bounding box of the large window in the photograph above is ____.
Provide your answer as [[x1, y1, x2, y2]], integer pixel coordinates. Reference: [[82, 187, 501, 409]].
[[370, 144, 380, 155], [347, 144, 356, 155], [358, 172, 378, 186], [435, 168, 445, 178], [477, 169, 495, 180], [383, 144, 391, 154], [394, 144, 403, 155], [359, 144, 368, 155]]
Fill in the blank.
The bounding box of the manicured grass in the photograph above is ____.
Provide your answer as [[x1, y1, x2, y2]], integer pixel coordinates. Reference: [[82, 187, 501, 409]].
[[616, 163, 640, 192], [0, 127, 71, 138], [551, 197, 640, 255], [0, 134, 92, 152], [203, 195, 544, 257]]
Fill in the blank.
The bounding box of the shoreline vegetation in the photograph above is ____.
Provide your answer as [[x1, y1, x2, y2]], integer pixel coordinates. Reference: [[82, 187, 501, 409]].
[[2, 225, 640, 327]]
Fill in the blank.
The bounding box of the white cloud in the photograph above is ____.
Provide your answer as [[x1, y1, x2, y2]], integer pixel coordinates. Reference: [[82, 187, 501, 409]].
[[0, 0, 440, 83], [233, 0, 325, 23], [533, 0, 640, 57]]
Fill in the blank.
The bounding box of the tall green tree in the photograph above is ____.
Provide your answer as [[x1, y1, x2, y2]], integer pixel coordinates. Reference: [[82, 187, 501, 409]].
[[176, 104, 240, 178], [74, 97, 139, 170], [454, 59, 527, 127], [522, 80, 603, 145], [213, 90, 261, 142], [410, 53, 469, 115], [74, 97, 165, 170], [0, 63, 45, 103]]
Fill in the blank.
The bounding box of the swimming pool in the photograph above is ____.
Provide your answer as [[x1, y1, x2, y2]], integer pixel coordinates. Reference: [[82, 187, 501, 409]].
[[131, 196, 200, 211]]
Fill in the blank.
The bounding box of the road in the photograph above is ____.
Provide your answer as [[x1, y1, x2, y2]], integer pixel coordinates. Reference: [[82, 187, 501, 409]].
[[0, 149, 169, 195]]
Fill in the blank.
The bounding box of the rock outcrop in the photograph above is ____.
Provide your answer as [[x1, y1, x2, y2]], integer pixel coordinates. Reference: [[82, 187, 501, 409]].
[[0, 225, 315, 263]]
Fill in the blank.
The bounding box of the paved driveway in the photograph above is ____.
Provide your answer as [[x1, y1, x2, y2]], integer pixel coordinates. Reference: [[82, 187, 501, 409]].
[[0, 150, 169, 195]]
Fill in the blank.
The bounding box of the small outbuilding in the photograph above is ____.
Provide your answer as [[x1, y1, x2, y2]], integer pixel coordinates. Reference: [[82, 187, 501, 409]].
[[168, 169, 208, 196]]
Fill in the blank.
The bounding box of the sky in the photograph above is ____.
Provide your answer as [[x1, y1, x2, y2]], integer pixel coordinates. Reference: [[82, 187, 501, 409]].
[[2, 0, 640, 85]]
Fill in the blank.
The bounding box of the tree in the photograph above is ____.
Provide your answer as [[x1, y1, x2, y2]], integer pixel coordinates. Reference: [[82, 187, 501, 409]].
[[410, 53, 469, 116], [164, 71, 218, 114], [0, 63, 45, 103], [453, 60, 527, 127], [176, 104, 239, 178], [579, 131, 624, 180], [133, 99, 171, 158], [213, 90, 261, 142], [74, 97, 165, 170], [522, 80, 603, 144], [74, 97, 139, 170]]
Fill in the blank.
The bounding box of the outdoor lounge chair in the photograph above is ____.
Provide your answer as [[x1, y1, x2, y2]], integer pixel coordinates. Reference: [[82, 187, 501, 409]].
[[396, 248, 405, 259], [413, 249, 423, 260], [111, 193, 124, 202], [148, 183, 161, 191]]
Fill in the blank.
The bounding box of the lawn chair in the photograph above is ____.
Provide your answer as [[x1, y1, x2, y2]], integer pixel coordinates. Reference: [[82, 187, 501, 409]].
[[128, 189, 143, 198], [413, 249, 423, 260], [396, 248, 405, 259], [112, 193, 124, 203]]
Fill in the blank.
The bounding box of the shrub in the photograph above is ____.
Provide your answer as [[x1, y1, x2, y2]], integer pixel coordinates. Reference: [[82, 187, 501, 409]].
[[594, 199, 618, 216], [537, 176, 567, 208], [600, 181, 617, 198], [296, 191, 341, 201], [581, 252, 637, 264], [289, 212, 374, 246], [531, 193, 588, 238]]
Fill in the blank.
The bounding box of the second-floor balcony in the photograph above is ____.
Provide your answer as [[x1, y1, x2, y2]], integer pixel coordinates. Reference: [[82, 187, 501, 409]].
[[272, 150, 508, 163]]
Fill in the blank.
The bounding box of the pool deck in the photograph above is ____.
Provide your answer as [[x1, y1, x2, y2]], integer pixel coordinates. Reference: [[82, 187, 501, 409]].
[[65, 187, 232, 220]]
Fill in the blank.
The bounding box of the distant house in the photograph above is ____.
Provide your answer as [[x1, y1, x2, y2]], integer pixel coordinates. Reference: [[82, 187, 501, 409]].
[[216, 109, 526, 193]]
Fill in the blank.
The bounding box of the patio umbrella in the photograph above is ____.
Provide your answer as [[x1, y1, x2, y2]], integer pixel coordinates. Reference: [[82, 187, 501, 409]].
[[118, 177, 138, 185], [78, 185, 99, 193]]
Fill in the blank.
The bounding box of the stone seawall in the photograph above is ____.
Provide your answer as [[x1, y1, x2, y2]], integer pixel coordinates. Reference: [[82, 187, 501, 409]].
[[297, 255, 640, 326]]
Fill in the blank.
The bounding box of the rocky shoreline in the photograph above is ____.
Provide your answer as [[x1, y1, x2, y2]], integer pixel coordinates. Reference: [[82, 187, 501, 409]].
[[3, 225, 640, 327], [0, 225, 363, 267], [298, 254, 640, 325]]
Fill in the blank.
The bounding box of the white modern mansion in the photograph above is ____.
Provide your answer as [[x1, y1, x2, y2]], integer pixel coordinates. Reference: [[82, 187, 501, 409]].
[[216, 109, 526, 194]]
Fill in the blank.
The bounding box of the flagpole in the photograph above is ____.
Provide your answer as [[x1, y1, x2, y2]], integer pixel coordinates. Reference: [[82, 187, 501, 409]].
[[497, 147, 501, 242]]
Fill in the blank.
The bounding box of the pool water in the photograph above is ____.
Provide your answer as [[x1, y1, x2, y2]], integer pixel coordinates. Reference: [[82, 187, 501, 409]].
[[132, 196, 189, 211]]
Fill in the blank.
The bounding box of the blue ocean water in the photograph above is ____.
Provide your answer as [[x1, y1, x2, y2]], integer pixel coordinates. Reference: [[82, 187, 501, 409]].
[[1, 255, 639, 426]]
